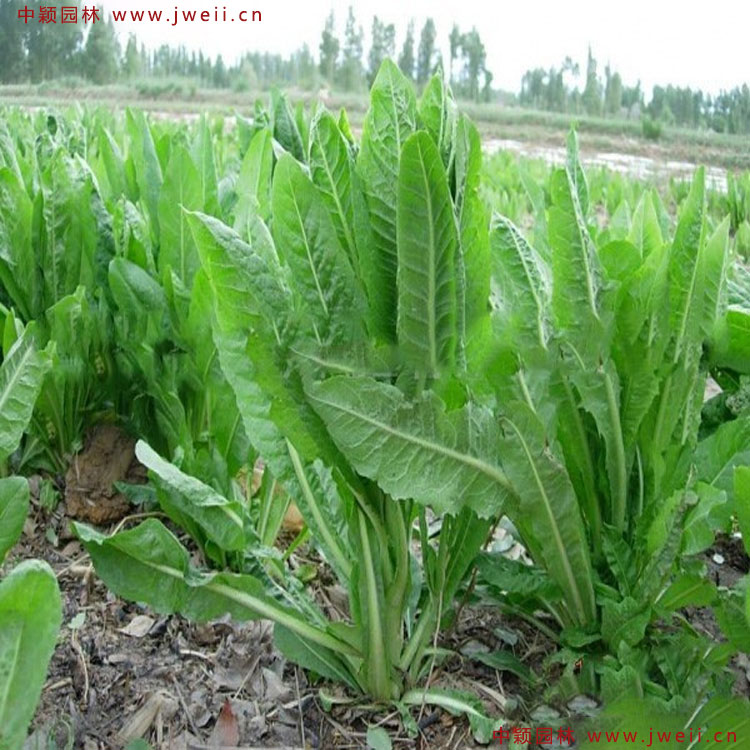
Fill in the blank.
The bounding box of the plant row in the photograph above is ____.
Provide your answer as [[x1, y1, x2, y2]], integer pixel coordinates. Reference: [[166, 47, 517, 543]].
[[1, 61, 750, 745]]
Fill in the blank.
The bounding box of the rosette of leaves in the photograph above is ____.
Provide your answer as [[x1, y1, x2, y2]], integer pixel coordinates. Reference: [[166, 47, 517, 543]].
[[74, 63, 499, 726]]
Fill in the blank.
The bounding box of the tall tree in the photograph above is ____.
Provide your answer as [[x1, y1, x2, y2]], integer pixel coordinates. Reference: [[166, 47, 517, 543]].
[[416, 18, 436, 85], [82, 13, 119, 84], [294, 43, 316, 89], [482, 68, 494, 102], [0, 0, 26, 82], [398, 20, 415, 81], [24, 0, 83, 81], [213, 54, 228, 87], [319, 10, 339, 84], [604, 64, 623, 115], [368, 15, 395, 86], [338, 6, 363, 91], [582, 46, 602, 116], [458, 28, 486, 102], [122, 34, 141, 79], [448, 24, 461, 84]]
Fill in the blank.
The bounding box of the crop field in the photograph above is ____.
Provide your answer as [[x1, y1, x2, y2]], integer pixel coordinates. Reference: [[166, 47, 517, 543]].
[[1, 61, 750, 749]]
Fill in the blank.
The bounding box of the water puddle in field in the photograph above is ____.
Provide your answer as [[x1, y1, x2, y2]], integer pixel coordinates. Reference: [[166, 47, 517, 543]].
[[484, 138, 728, 192]]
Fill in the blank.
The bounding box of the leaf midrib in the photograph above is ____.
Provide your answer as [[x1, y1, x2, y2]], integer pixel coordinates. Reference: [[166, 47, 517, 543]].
[[309, 389, 512, 492], [504, 417, 592, 625]]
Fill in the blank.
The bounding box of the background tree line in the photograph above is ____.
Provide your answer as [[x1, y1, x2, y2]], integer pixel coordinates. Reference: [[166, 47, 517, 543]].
[[520, 46, 750, 135], [1, 0, 749, 135]]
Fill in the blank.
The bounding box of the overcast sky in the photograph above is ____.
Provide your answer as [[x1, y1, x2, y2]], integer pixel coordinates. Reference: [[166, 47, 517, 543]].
[[107, 0, 747, 96]]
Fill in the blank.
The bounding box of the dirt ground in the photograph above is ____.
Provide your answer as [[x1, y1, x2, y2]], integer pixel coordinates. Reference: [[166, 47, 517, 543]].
[[7, 426, 750, 750]]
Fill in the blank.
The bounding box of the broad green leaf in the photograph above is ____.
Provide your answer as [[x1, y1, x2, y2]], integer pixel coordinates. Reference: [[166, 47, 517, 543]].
[[185, 270, 250, 476], [295, 101, 310, 158], [366, 726, 392, 750], [656, 573, 717, 612], [191, 116, 219, 216], [271, 154, 365, 344], [518, 162, 548, 255], [476, 553, 561, 600], [642, 488, 684, 557], [627, 192, 663, 256], [0, 167, 36, 320], [0, 325, 51, 464], [0, 560, 61, 750], [36, 152, 101, 307], [694, 696, 750, 742], [570, 360, 628, 530], [614, 242, 670, 459], [191, 214, 355, 579], [470, 649, 539, 685], [113, 198, 156, 272], [401, 688, 501, 744], [499, 403, 596, 626], [0, 477, 28, 563], [710, 307, 750, 372], [135, 441, 246, 552], [396, 131, 458, 375], [309, 109, 360, 272], [699, 217, 730, 339], [307, 375, 514, 518], [274, 624, 358, 692], [271, 88, 305, 162], [440, 510, 493, 606], [602, 526, 636, 597], [338, 107, 355, 144], [565, 129, 589, 216], [74, 520, 355, 657], [601, 597, 650, 649], [418, 74, 457, 169], [97, 125, 129, 202], [608, 200, 632, 240], [454, 117, 491, 367], [126, 109, 163, 240], [599, 240, 641, 283], [636, 491, 688, 603], [598, 666, 644, 708], [158, 145, 203, 286], [234, 128, 273, 228], [551, 373, 602, 553], [681, 483, 731, 555], [490, 215, 551, 352], [109, 257, 168, 323], [188, 210, 287, 329], [694, 415, 750, 495], [548, 163, 606, 362], [668, 168, 705, 364], [357, 60, 417, 339], [715, 584, 750, 653], [735, 466, 750, 556]]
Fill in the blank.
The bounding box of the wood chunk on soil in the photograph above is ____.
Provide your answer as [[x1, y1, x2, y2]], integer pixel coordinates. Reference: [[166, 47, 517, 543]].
[[65, 424, 146, 525]]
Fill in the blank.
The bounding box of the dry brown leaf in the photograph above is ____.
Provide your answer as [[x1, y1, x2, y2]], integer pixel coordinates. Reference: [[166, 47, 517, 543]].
[[116, 690, 178, 745], [209, 699, 240, 748], [118, 614, 155, 638]]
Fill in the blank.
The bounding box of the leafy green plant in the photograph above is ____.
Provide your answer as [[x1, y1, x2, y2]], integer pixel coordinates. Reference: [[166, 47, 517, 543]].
[[0, 125, 119, 472], [61, 66, 748, 722], [75, 64, 497, 724], [99, 108, 252, 490], [474, 138, 748, 708], [0, 322, 61, 750]]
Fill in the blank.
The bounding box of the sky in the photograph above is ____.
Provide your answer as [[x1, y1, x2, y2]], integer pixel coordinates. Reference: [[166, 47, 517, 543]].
[[106, 0, 748, 96]]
